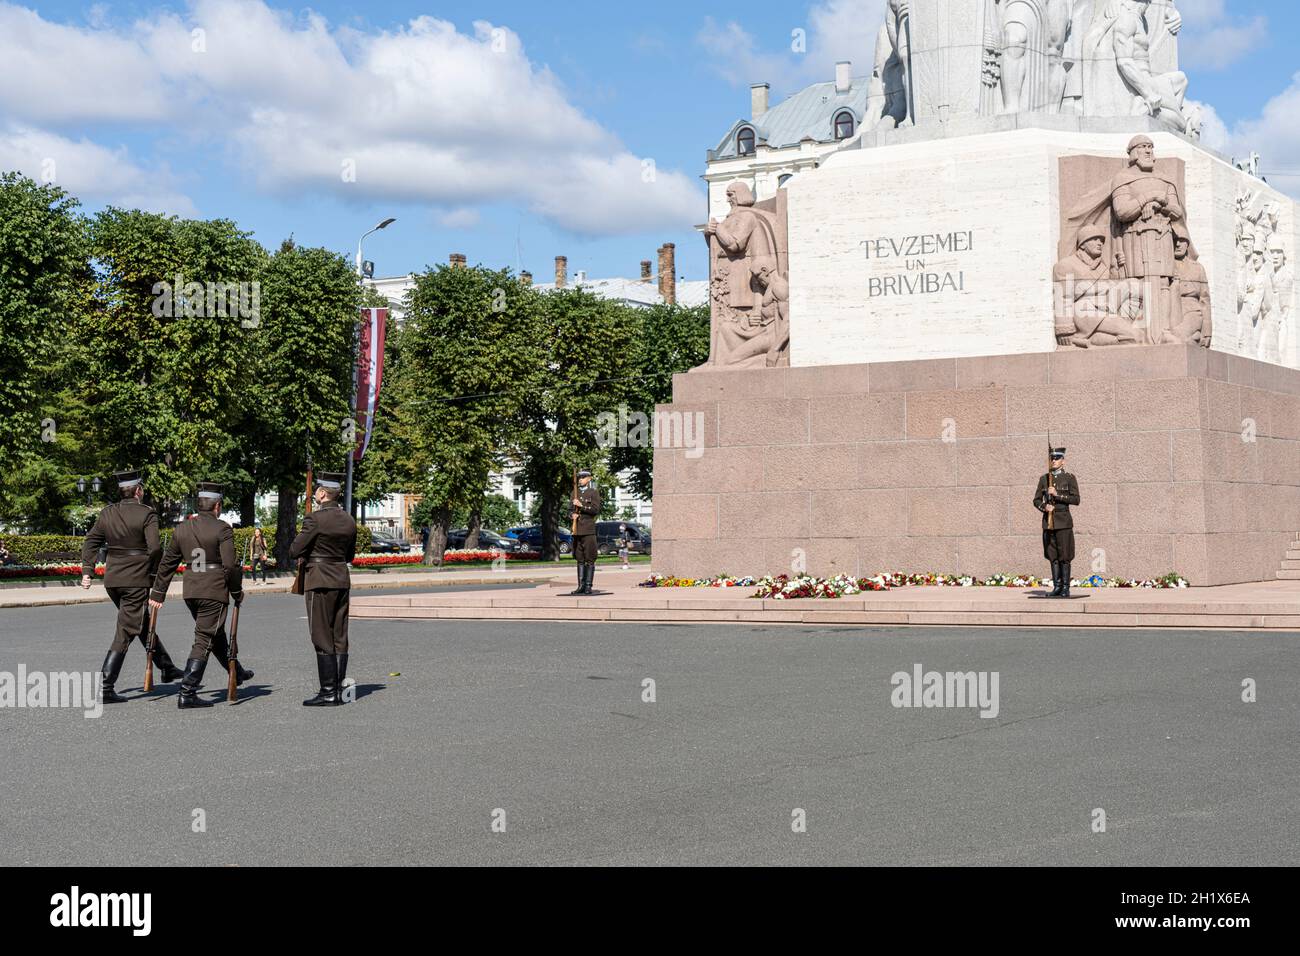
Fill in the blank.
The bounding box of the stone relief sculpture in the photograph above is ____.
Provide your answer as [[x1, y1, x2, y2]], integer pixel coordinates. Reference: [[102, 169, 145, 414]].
[[989, 0, 1073, 115], [1080, 0, 1188, 131], [866, 0, 1191, 131], [1171, 222, 1211, 347], [1235, 186, 1294, 364], [697, 182, 791, 369], [1057, 137, 1209, 349], [1053, 223, 1143, 347]]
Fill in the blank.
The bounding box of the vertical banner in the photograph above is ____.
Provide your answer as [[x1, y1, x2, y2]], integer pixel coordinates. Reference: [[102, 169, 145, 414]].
[[353, 307, 387, 462]]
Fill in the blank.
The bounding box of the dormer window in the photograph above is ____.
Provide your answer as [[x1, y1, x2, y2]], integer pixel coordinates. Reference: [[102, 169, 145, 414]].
[[736, 126, 756, 156], [834, 110, 855, 140]]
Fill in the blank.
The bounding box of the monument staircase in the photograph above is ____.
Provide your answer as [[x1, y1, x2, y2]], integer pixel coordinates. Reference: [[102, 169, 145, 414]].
[[1280, 534, 1300, 581]]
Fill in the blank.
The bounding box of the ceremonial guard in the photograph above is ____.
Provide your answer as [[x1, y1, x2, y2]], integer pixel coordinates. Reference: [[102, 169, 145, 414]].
[[289, 472, 357, 707], [149, 482, 248, 709], [570, 469, 601, 596], [1033, 448, 1081, 598], [80, 470, 182, 703]]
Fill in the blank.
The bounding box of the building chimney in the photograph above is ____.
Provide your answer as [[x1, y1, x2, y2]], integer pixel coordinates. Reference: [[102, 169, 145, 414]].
[[555, 255, 567, 289], [751, 82, 770, 120], [520, 271, 533, 287], [835, 61, 851, 94], [640, 260, 652, 282], [449, 252, 467, 269], [657, 243, 676, 306]]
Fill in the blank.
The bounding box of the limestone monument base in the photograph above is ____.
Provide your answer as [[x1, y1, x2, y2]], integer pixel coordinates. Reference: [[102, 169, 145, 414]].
[[651, 345, 1300, 586]]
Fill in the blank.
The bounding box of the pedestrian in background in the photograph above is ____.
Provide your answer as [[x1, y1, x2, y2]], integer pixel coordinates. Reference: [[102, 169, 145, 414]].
[[618, 523, 631, 571], [248, 527, 269, 585]]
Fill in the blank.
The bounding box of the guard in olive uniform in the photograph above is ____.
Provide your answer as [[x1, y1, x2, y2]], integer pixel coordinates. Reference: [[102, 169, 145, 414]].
[[570, 469, 601, 596], [149, 482, 247, 709], [289, 472, 357, 706], [80, 470, 183, 703], [1033, 448, 1081, 598]]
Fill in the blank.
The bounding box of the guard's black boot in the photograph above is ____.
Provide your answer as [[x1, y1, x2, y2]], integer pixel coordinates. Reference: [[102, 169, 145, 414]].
[[1049, 561, 1063, 597], [139, 634, 184, 683], [335, 653, 349, 703], [100, 651, 129, 704], [177, 659, 213, 709], [209, 631, 254, 684], [582, 563, 596, 595], [1060, 563, 1072, 598], [569, 563, 586, 596], [303, 653, 339, 706]]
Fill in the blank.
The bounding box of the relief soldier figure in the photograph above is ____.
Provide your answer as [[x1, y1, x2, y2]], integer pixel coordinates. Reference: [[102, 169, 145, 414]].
[[1053, 223, 1143, 347], [1171, 221, 1212, 347]]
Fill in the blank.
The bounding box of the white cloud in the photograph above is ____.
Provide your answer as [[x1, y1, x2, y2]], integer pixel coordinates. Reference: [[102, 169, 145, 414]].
[[0, 1, 702, 236], [1229, 71, 1300, 197], [698, 1, 887, 95], [1179, 16, 1268, 72], [0, 124, 196, 215]]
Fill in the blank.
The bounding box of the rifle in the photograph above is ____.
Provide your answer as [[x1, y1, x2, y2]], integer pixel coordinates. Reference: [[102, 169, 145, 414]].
[[1046, 433, 1056, 531], [142, 605, 159, 692], [571, 468, 579, 535], [226, 604, 240, 703]]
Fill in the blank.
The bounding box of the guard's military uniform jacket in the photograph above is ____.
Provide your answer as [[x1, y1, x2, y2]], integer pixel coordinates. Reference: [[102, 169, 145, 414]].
[[151, 512, 244, 604], [1034, 469, 1080, 562], [572, 486, 601, 535], [81, 498, 162, 587], [1033, 470, 1080, 530], [289, 504, 357, 591]]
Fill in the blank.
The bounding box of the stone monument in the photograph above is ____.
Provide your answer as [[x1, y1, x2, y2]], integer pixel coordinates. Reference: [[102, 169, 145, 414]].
[[669, 1, 1300, 586]]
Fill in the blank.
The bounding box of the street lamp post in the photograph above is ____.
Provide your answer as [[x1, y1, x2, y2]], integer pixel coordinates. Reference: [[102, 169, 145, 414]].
[[347, 217, 396, 516]]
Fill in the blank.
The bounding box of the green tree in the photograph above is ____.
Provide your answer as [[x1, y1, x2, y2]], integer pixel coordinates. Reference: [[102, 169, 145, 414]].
[[81, 209, 268, 513], [244, 239, 360, 569], [389, 264, 537, 565], [0, 173, 93, 528], [511, 288, 640, 559], [607, 302, 710, 500]]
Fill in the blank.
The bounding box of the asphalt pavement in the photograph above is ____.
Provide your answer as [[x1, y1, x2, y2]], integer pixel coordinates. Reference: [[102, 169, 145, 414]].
[[2, 589, 1297, 866]]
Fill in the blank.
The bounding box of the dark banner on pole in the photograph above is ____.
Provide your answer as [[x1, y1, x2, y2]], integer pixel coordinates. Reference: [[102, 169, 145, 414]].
[[352, 307, 387, 462]]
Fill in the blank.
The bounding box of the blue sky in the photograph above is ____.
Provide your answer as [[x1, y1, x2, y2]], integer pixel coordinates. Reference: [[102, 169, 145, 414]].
[[2, 0, 1298, 283]]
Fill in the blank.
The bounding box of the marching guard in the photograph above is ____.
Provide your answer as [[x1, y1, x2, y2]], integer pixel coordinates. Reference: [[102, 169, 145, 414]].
[[80, 469, 183, 702], [149, 482, 249, 709], [289, 472, 357, 706]]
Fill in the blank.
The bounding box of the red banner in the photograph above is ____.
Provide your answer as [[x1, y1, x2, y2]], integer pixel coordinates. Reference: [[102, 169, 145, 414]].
[[353, 307, 387, 462]]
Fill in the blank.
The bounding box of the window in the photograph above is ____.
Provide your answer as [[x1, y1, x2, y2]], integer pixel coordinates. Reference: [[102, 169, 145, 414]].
[[777, 173, 793, 188], [736, 126, 756, 156], [834, 110, 855, 140]]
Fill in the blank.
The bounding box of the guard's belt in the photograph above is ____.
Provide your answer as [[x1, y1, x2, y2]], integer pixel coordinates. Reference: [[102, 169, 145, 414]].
[[307, 557, 348, 564], [109, 548, 149, 556]]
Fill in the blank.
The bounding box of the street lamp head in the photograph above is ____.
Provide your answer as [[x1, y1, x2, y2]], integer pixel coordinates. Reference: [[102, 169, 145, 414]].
[[91, 477, 103, 494], [376, 217, 396, 230], [76, 478, 87, 494]]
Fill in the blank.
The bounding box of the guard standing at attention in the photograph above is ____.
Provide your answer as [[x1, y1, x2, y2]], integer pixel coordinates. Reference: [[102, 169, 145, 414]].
[[148, 482, 246, 709], [1033, 447, 1081, 598], [80, 469, 183, 702], [289, 472, 357, 707], [570, 469, 601, 596]]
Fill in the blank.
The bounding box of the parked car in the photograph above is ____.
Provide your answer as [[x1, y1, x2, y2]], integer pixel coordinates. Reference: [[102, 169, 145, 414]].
[[596, 521, 651, 556], [369, 531, 411, 554], [445, 528, 528, 553], [505, 526, 572, 554]]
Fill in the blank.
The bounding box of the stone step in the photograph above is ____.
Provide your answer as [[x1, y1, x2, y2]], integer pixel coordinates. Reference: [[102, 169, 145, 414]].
[[1282, 559, 1300, 570], [1279, 570, 1300, 580], [1285, 550, 1300, 560]]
